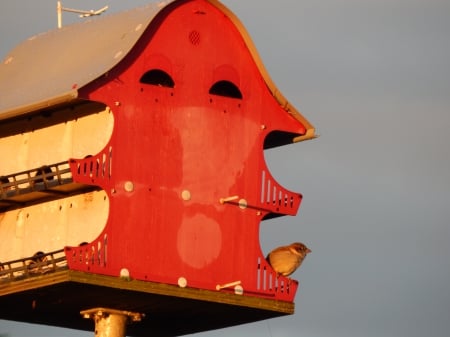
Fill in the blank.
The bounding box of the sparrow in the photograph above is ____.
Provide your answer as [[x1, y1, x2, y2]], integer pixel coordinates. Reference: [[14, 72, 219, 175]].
[[266, 242, 311, 277], [33, 166, 54, 185], [1, 176, 11, 192], [27, 251, 48, 273]]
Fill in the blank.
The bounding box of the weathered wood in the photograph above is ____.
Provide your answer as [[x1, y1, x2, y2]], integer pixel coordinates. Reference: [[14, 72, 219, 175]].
[[0, 269, 294, 336]]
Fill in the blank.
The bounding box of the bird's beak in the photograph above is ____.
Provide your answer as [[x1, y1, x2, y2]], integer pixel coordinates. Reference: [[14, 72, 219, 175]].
[[307, 248, 312, 254]]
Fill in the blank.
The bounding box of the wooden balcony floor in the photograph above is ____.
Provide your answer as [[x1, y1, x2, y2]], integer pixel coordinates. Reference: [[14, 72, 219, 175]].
[[0, 269, 294, 336]]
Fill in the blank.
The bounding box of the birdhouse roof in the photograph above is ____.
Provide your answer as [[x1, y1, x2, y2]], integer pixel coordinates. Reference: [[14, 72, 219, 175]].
[[0, 0, 315, 141], [0, 1, 173, 120]]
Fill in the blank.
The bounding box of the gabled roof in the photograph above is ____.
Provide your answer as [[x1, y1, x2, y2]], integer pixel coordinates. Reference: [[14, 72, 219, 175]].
[[0, 0, 175, 120], [0, 0, 315, 141]]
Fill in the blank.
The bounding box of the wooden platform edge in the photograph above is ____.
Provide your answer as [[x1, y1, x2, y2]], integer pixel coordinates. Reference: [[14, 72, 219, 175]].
[[0, 269, 295, 314]]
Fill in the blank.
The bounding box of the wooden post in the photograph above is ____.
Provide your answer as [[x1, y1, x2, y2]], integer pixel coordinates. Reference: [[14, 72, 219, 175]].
[[81, 308, 144, 337]]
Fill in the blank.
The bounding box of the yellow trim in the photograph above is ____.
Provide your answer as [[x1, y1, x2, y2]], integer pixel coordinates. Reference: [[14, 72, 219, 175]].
[[0, 90, 78, 122]]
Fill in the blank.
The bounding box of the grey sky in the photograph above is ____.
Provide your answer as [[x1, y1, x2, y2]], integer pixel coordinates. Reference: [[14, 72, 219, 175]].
[[1, 0, 450, 336]]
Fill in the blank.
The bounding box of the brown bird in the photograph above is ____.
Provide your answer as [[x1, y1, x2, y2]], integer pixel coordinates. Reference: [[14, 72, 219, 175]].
[[266, 242, 311, 277]]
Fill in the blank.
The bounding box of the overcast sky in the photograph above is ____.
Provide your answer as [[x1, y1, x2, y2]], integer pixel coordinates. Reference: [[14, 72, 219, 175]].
[[1, 0, 450, 336]]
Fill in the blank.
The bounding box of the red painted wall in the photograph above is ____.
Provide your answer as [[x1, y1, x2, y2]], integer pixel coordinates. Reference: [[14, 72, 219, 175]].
[[66, 0, 307, 302]]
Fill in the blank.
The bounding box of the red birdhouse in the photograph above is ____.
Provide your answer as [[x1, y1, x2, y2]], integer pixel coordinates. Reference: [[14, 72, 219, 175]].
[[65, 0, 314, 300], [0, 0, 315, 335]]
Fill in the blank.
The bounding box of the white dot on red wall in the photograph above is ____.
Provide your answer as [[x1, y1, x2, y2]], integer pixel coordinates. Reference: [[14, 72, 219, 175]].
[[181, 190, 191, 201], [178, 277, 187, 288]]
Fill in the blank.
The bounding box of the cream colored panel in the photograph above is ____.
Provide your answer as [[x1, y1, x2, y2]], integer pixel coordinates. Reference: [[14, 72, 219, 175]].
[[72, 108, 114, 159], [0, 190, 109, 261], [0, 106, 113, 176], [27, 121, 70, 168], [0, 133, 29, 174]]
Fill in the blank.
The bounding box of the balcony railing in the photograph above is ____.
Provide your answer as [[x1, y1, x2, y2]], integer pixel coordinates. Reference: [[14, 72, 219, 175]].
[[0, 249, 67, 282], [0, 161, 97, 212]]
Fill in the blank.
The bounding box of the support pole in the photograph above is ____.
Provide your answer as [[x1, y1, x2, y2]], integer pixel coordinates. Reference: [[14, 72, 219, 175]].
[[81, 308, 144, 337], [57, 1, 62, 29]]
